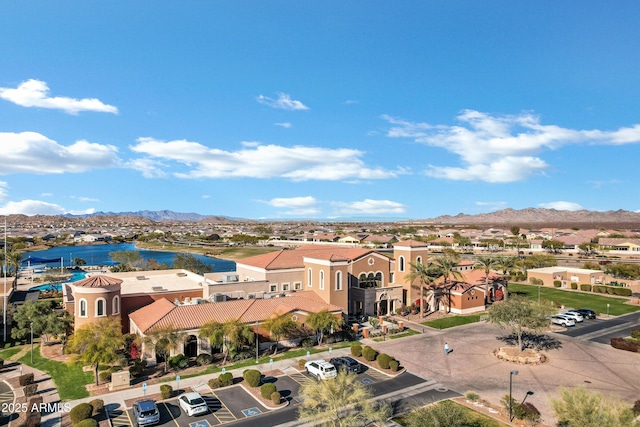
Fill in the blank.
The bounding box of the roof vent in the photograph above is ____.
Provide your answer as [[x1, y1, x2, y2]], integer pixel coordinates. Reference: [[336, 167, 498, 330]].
[[152, 286, 164, 292], [177, 272, 187, 277], [136, 276, 146, 280]]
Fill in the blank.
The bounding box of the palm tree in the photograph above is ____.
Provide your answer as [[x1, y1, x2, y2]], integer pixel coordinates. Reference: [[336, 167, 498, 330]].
[[143, 325, 187, 373], [474, 255, 499, 301], [433, 254, 464, 313], [6, 249, 23, 276], [405, 260, 439, 316]]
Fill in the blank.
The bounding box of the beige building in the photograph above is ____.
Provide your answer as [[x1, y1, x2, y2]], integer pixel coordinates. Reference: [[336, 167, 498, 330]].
[[527, 266, 605, 288]]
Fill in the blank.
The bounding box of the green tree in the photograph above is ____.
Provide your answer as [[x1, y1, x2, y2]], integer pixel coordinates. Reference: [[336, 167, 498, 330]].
[[11, 300, 72, 345], [405, 260, 440, 315], [542, 239, 565, 254], [73, 257, 87, 266], [109, 250, 143, 270], [522, 254, 558, 269], [578, 242, 599, 255], [172, 253, 212, 275], [551, 386, 638, 427], [199, 319, 254, 364], [66, 317, 124, 385], [401, 400, 469, 427], [5, 249, 23, 276], [474, 255, 499, 298], [143, 325, 187, 373], [497, 256, 521, 277], [298, 371, 391, 427], [263, 313, 298, 355], [433, 254, 463, 312], [305, 309, 343, 345], [486, 295, 556, 352]]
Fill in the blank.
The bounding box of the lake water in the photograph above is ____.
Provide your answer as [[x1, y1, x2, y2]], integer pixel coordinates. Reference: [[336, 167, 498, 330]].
[[23, 242, 235, 272]]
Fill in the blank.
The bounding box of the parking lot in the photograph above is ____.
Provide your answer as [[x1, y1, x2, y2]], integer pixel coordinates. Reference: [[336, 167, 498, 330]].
[[109, 363, 404, 426]]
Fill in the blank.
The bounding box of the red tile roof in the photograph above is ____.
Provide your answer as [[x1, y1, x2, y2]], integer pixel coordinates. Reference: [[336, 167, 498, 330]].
[[237, 245, 375, 270], [394, 240, 428, 248], [130, 293, 343, 334], [74, 275, 123, 288]]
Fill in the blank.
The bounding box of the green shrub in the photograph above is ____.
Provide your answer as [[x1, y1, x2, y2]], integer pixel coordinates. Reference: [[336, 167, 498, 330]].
[[24, 383, 38, 397], [129, 359, 147, 377], [570, 282, 578, 289], [218, 372, 233, 387], [593, 285, 605, 293], [362, 346, 377, 362], [553, 280, 561, 288], [160, 384, 173, 399], [614, 287, 632, 296], [69, 403, 93, 425], [297, 359, 307, 369], [350, 344, 362, 357], [75, 419, 98, 427], [168, 354, 189, 370], [389, 359, 399, 372], [19, 373, 34, 386], [99, 371, 111, 382], [520, 402, 541, 424], [260, 382, 277, 399], [208, 378, 221, 389], [89, 399, 104, 415], [271, 391, 281, 405], [465, 391, 479, 401], [610, 337, 640, 353], [580, 284, 592, 291], [300, 338, 315, 348], [196, 353, 212, 366], [243, 369, 262, 387], [376, 353, 392, 369], [633, 399, 640, 416], [631, 329, 640, 339]]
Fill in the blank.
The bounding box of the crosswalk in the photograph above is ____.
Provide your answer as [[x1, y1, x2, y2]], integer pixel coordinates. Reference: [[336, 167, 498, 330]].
[[288, 370, 314, 386]]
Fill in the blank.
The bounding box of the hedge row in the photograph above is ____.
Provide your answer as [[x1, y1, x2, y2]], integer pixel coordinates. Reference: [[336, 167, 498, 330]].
[[610, 337, 640, 353], [351, 343, 401, 372]]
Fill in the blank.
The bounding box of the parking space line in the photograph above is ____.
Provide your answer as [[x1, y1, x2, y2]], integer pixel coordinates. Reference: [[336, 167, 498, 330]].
[[206, 392, 237, 423], [108, 405, 132, 427], [361, 368, 388, 382], [288, 371, 313, 386], [161, 401, 181, 427]]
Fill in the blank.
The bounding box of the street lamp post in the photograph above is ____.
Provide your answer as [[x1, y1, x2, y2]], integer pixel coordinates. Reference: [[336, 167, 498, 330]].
[[607, 303, 610, 317], [255, 321, 259, 363], [509, 370, 519, 422], [30, 322, 34, 364]]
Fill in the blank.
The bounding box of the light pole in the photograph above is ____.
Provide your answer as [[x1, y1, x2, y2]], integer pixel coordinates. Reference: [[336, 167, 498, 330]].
[[607, 303, 610, 317], [255, 321, 259, 363], [30, 322, 34, 364], [509, 370, 519, 422], [3, 218, 7, 343]]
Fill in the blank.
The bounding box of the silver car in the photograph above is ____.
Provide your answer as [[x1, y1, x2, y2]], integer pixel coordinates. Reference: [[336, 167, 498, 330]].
[[559, 311, 584, 323], [550, 315, 575, 327]]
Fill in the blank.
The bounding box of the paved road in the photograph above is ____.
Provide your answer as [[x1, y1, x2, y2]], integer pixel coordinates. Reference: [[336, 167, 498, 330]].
[[557, 311, 640, 344]]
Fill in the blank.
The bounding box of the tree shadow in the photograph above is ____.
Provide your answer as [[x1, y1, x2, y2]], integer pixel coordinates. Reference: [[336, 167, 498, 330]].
[[497, 332, 563, 351]]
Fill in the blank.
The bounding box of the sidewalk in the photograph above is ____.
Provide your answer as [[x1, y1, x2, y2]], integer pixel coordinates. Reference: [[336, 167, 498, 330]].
[[0, 360, 62, 427]]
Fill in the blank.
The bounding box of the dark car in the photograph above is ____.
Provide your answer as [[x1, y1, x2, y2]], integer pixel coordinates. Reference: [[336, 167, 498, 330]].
[[330, 356, 361, 374], [132, 399, 160, 426], [573, 308, 597, 319]]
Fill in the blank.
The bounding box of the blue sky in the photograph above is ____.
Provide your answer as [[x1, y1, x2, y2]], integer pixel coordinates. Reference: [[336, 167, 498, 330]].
[[2, 2, 640, 220]]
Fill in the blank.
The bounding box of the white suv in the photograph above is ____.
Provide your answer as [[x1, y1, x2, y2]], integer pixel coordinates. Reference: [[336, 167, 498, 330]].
[[305, 360, 338, 380]]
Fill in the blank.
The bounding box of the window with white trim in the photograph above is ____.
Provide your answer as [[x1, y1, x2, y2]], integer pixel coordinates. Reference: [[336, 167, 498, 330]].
[[270, 284, 278, 292], [79, 298, 87, 317], [308, 268, 312, 287], [294, 282, 302, 290], [399, 256, 405, 272], [416, 256, 422, 265], [319, 271, 325, 290], [112, 295, 120, 314], [336, 271, 343, 291], [96, 298, 106, 317], [282, 283, 290, 291]]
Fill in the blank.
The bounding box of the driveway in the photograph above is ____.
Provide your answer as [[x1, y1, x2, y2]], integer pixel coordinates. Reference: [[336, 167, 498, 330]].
[[370, 321, 640, 426]]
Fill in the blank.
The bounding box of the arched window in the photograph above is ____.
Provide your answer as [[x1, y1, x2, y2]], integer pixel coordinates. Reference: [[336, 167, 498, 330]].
[[319, 270, 325, 290], [336, 271, 343, 291], [79, 299, 87, 317], [375, 272, 383, 286], [112, 295, 120, 314], [416, 256, 422, 265], [96, 298, 106, 317], [308, 268, 313, 287], [399, 256, 405, 272]]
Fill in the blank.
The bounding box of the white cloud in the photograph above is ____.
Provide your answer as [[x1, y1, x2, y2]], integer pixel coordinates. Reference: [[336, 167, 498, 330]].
[[266, 196, 317, 209], [537, 201, 584, 211], [0, 79, 118, 114], [475, 201, 508, 211], [0, 199, 95, 216], [0, 182, 8, 201], [201, 195, 211, 199], [383, 110, 640, 183], [332, 199, 406, 215], [130, 138, 396, 181], [126, 158, 167, 178], [0, 132, 120, 174], [257, 93, 309, 110], [275, 122, 292, 128], [344, 100, 359, 105]]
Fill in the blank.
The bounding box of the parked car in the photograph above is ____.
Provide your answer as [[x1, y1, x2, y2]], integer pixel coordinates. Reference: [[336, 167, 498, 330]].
[[132, 400, 160, 426], [549, 315, 576, 327], [330, 356, 361, 374], [573, 308, 597, 319], [559, 311, 584, 322], [305, 360, 338, 380], [179, 392, 209, 417]]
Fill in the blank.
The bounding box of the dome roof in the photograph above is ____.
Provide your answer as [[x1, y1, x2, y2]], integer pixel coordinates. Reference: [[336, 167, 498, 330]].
[[74, 275, 123, 288]]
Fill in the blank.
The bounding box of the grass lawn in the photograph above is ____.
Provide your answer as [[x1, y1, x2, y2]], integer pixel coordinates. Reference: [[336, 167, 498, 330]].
[[508, 283, 640, 316], [19, 345, 93, 401], [0, 346, 25, 360], [422, 314, 481, 329], [395, 400, 509, 427], [373, 328, 421, 342]]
